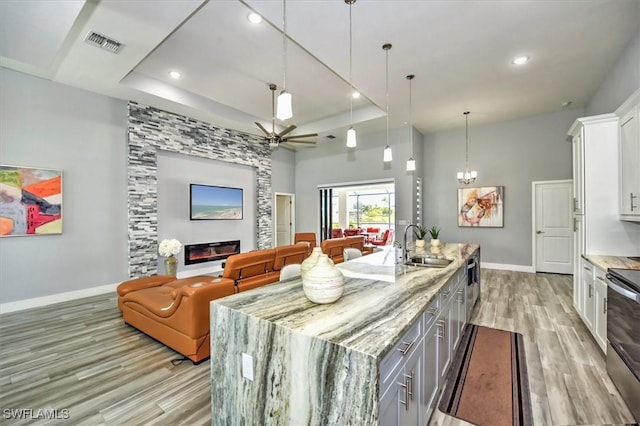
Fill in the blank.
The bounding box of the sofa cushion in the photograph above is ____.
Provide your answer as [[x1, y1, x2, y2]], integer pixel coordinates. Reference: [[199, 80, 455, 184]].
[[222, 249, 276, 282], [273, 243, 309, 271]]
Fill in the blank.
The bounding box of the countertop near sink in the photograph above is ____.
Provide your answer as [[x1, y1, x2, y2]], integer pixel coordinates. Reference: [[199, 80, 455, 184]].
[[583, 254, 640, 271], [209, 243, 479, 425]]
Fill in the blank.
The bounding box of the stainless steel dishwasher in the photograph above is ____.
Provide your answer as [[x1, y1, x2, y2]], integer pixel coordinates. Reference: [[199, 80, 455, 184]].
[[466, 250, 480, 319]]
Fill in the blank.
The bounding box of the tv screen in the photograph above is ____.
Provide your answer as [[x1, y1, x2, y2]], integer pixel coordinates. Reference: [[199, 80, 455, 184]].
[[190, 184, 243, 220]]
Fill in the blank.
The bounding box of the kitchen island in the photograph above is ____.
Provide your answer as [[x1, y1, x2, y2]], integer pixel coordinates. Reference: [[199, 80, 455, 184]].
[[210, 243, 480, 425]]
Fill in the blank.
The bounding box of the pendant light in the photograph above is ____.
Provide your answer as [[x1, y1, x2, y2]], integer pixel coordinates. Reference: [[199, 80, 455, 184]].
[[276, 0, 293, 120], [382, 43, 392, 162], [345, 0, 357, 148], [406, 74, 416, 172], [457, 111, 477, 184]]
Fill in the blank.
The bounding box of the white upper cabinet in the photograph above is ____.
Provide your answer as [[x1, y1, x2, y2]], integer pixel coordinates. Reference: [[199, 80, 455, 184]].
[[616, 89, 640, 221]]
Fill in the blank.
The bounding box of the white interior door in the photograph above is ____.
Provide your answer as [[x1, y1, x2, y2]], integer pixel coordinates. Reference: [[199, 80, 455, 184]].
[[275, 194, 293, 246], [534, 180, 573, 274]]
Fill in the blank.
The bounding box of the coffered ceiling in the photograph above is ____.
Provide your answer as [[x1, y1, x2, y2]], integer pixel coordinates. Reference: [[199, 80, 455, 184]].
[[1, 0, 638, 145]]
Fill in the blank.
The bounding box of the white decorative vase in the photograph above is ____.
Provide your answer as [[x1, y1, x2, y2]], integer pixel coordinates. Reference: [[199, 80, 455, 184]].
[[431, 239, 441, 247], [301, 247, 323, 278], [302, 254, 344, 304], [415, 239, 426, 248]]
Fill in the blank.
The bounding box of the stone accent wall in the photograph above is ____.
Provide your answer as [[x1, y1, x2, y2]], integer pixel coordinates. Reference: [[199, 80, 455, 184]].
[[127, 102, 272, 277]]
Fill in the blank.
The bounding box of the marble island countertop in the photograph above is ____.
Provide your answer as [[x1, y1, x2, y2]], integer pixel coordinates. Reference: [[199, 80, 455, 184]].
[[583, 254, 640, 271], [210, 243, 479, 425], [211, 243, 478, 361]]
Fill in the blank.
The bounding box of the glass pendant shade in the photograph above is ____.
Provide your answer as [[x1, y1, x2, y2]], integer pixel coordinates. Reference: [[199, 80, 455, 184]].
[[276, 91, 292, 120], [406, 157, 416, 171], [457, 111, 477, 184], [346, 127, 357, 148], [382, 43, 392, 162], [383, 145, 393, 162]]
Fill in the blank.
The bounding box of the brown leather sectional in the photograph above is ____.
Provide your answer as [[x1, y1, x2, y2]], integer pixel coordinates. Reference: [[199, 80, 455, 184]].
[[320, 235, 366, 263], [117, 242, 310, 363]]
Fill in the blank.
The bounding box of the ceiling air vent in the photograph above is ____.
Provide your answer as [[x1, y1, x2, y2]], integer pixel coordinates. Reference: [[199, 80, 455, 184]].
[[84, 31, 123, 54]]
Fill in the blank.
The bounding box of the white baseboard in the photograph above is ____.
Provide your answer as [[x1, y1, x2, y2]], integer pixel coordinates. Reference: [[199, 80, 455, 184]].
[[0, 283, 119, 314], [481, 262, 536, 273]]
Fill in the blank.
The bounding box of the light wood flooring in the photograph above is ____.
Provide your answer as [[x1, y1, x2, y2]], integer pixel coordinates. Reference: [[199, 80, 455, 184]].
[[0, 270, 635, 425]]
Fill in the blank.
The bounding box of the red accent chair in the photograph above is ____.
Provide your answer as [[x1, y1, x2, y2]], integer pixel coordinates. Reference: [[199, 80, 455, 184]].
[[331, 228, 344, 238], [344, 228, 361, 237], [370, 229, 394, 246]]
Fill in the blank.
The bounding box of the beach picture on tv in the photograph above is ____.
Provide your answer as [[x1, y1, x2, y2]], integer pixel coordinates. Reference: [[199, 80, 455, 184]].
[[190, 184, 243, 220]]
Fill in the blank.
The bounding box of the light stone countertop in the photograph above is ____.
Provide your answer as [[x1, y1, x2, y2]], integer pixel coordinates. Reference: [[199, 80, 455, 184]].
[[583, 254, 640, 271], [210, 242, 479, 361]]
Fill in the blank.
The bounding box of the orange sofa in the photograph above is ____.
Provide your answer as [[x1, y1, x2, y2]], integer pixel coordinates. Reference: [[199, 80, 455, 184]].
[[321, 235, 366, 263], [117, 243, 310, 362]]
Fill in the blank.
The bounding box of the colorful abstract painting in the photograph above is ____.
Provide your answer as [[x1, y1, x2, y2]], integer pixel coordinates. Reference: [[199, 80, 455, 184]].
[[0, 165, 62, 236], [458, 186, 504, 227]]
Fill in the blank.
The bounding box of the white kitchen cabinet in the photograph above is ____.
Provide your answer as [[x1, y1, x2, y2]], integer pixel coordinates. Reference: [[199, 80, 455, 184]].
[[579, 258, 608, 354], [581, 258, 595, 330], [593, 267, 608, 353], [568, 113, 639, 329], [572, 132, 584, 215], [616, 89, 640, 221], [573, 215, 584, 316]]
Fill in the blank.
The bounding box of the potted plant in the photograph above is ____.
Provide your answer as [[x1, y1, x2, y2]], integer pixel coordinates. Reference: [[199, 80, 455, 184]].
[[414, 225, 428, 248], [429, 226, 441, 247]]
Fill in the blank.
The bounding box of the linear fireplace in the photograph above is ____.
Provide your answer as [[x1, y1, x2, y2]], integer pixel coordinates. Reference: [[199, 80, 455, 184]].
[[184, 240, 240, 265]]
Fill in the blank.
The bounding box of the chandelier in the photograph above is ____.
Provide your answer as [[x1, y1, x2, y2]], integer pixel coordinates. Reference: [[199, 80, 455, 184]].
[[457, 111, 477, 184]]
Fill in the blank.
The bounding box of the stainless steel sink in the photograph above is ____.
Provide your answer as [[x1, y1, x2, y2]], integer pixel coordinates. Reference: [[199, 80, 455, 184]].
[[405, 256, 452, 268]]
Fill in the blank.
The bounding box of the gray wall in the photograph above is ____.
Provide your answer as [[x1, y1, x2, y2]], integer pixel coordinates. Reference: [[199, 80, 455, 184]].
[[271, 148, 296, 194], [157, 151, 257, 274], [423, 108, 583, 266], [586, 30, 640, 116], [0, 68, 129, 304], [294, 127, 423, 238]]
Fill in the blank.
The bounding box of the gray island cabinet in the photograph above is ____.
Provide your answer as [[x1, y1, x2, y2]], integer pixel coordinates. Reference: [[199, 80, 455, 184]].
[[210, 243, 480, 425]]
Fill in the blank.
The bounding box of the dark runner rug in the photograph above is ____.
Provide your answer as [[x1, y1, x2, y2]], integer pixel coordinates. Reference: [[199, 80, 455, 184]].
[[438, 324, 532, 426]]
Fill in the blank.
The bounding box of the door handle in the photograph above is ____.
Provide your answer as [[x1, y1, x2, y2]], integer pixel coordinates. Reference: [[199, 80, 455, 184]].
[[573, 217, 578, 232], [536, 230, 544, 234]]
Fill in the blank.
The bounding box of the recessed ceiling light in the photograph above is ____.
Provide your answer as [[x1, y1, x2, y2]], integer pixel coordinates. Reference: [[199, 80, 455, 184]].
[[512, 56, 529, 65], [168, 70, 182, 79], [562, 101, 573, 107], [352, 91, 361, 99], [248, 13, 262, 24]]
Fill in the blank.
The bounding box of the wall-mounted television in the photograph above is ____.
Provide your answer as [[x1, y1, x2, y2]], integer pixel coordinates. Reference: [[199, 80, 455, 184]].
[[190, 184, 243, 220]]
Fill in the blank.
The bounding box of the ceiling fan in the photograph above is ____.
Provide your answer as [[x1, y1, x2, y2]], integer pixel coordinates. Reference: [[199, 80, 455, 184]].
[[255, 84, 317, 150]]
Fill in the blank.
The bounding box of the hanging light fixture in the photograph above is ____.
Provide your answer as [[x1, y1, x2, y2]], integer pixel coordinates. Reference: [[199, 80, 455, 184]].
[[382, 43, 392, 162], [457, 111, 477, 184], [406, 74, 416, 172], [276, 0, 293, 120], [345, 0, 357, 148]]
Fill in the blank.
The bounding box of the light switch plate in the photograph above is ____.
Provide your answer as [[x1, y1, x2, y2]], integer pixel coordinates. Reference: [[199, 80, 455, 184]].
[[242, 353, 254, 381]]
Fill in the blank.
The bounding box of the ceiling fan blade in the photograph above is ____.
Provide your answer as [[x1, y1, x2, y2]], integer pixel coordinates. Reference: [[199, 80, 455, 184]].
[[255, 122, 270, 136], [284, 140, 316, 145], [278, 125, 297, 137], [283, 133, 318, 140], [279, 142, 298, 151]]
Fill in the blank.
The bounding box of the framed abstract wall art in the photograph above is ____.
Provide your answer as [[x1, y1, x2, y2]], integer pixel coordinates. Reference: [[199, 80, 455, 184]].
[[458, 186, 504, 227], [0, 165, 62, 236]]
